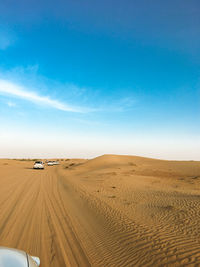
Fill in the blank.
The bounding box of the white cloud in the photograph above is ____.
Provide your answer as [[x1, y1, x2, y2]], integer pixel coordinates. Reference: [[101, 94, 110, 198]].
[[0, 79, 85, 112]]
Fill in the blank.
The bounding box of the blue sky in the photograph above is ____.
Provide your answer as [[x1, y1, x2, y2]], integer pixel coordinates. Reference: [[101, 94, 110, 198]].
[[0, 0, 199, 159]]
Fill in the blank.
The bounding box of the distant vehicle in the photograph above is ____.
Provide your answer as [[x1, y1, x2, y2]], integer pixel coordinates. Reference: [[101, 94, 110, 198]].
[[0, 247, 40, 266], [47, 161, 59, 166], [47, 161, 54, 166], [33, 161, 44, 169]]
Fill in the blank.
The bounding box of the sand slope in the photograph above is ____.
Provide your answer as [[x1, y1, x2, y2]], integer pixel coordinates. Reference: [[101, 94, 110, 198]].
[[0, 155, 200, 266]]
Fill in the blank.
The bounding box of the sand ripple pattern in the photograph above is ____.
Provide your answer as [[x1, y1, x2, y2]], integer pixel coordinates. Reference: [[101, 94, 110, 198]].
[[1, 156, 200, 267]]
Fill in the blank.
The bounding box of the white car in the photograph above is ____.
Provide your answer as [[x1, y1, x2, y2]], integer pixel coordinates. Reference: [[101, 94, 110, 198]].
[[47, 161, 54, 166], [33, 161, 44, 169], [47, 161, 59, 166], [0, 247, 40, 267]]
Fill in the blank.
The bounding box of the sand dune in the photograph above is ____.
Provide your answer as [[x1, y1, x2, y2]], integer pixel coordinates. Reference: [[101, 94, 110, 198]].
[[0, 155, 200, 266]]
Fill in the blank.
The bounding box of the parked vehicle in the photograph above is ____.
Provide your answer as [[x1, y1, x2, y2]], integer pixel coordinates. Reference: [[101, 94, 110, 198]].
[[0, 247, 40, 266], [33, 161, 44, 169]]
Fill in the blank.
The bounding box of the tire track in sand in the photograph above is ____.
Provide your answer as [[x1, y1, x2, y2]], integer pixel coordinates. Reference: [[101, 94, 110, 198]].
[[41, 170, 91, 267]]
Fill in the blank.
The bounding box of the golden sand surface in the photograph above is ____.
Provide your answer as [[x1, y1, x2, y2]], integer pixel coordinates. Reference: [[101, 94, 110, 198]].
[[0, 155, 200, 266]]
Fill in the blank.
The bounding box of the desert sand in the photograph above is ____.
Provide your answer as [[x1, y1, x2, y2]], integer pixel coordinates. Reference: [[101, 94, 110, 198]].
[[0, 154, 200, 266]]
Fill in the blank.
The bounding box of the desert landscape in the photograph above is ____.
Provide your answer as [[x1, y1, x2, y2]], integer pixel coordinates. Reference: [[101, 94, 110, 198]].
[[0, 1, 199, 266], [0, 155, 200, 266]]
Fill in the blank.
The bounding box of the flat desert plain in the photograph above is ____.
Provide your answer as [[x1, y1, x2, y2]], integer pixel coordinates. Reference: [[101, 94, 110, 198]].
[[1, 155, 200, 266]]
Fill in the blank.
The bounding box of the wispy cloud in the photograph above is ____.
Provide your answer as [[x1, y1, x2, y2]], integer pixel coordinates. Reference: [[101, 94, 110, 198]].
[[0, 67, 137, 114], [0, 79, 86, 112]]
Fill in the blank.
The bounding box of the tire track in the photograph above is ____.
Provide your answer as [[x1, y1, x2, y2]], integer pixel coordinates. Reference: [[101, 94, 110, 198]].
[[41, 170, 91, 267]]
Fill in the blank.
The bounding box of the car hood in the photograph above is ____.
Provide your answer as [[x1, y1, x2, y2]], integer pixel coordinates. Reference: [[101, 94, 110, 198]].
[[0, 247, 39, 267]]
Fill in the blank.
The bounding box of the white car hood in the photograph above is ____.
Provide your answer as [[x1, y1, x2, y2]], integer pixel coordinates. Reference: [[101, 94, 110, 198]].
[[0, 247, 39, 267]]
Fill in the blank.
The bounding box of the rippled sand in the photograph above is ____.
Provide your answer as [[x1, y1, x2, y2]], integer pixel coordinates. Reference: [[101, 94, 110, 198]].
[[0, 155, 200, 266]]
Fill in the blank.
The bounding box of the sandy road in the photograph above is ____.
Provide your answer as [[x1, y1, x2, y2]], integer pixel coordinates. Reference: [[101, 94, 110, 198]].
[[0, 162, 91, 267]]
